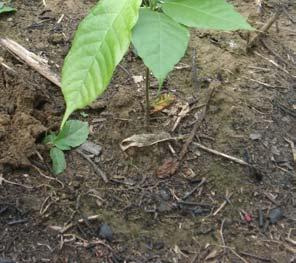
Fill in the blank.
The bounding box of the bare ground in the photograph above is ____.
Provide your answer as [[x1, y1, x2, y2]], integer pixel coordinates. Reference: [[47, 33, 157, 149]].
[[0, 0, 296, 262]]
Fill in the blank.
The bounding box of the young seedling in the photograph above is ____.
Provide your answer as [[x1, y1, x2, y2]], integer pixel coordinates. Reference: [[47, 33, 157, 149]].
[[60, 0, 253, 128], [44, 120, 89, 174]]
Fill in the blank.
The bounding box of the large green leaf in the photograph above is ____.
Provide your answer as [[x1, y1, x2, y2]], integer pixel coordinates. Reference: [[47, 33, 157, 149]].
[[53, 120, 89, 150], [50, 147, 66, 175], [162, 0, 253, 31], [61, 0, 141, 128], [132, 9, 189, 87]]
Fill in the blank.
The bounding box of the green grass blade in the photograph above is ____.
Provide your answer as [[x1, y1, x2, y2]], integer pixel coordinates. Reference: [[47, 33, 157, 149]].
[[162, 0, 253, 31], [132, 9, 189, 87], [61, 0, 141, 128]]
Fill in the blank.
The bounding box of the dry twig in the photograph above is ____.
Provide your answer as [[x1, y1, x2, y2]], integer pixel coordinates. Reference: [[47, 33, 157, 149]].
[[213, 191, 233, 216], [247, 9, 283, 50], [76, 149, 108, 183], [179, 81, 218, 162], [0, 38, 61, 87], [0, 174, 33, 189], [32, 164, 64, 188], [254, 51, 296, 78]]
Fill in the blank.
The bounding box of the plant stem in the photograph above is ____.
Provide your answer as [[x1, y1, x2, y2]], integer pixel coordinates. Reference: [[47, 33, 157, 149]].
[[145, 67, 150, 126]]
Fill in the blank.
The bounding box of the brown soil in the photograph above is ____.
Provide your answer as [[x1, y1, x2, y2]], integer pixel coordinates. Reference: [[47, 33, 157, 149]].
[[0, 1, 296, 262]]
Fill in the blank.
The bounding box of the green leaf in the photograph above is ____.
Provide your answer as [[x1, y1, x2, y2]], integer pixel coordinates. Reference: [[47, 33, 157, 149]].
[[132, 9, 189, 87], [0, 6, 16, 14], [61, 0, 141, 128], [53, 120, 89, 150], [162, 0, 253, 31], [43, 133, 58, 145], [50, 147, 66, 175]]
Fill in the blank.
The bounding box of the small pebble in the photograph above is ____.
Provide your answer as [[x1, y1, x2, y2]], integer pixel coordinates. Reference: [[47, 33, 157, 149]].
[[250, 133, 262, 140], [269, 207, 284, 224], [79, 141, 102, 156], [98, 223, 113, 241], [159, 189, 170, 201]]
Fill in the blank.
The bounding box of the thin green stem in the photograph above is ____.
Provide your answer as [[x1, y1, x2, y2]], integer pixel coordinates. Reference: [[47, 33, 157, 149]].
[[145, 67, 150, 126]]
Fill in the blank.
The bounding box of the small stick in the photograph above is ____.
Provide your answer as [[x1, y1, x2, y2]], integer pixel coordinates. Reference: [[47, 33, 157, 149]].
[[61, 215, 100, 234], [182, 177, 207, 200], [193, 142, 264, 180], [40, 196, 53, 215], [168, 143, 177, 156], [213, 192, 233, 216], [260, 39, 288, 66], [0, 56, 16, 73], [76, 149, 108, 183], [247, 9, 283, 50], [254, 51, 296, 78], [169, 82, 217, 175], [145, 67, 150, 126], [263, 192, 280, 206], [31, 164, 65, 188], [286, 228, 296, 246], [191, 48, 199, 92], [215, 245, 250, 263], [229, 249, 250, 263], [239, 251, 271, 262], [220, 219, 226, 248], [256, 0, 263, 14], [118, 64, 132, 79], [0, 174, 33, 189], [0, 38, 61, 87], [56, 14, 64, 24], [193, 142, 250, 167], [240, 75, 283, 89], [179, 82, 217, 162]]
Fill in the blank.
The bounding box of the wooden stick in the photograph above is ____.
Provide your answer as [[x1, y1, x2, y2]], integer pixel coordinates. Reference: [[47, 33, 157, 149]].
[[0, 37, 61, 88], [0, 56, 16, 73], [193, 142, 251, 167], [179, 81, 218, 162], [247, 9, 283, 50], [76, 149, 108, 183], [254, 51, 296, 78]]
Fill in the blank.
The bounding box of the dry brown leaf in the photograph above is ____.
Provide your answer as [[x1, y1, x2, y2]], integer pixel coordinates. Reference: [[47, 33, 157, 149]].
[[151, 93, 176, 113], [120, 132, 173, 151], [155, 159, 179, 178]]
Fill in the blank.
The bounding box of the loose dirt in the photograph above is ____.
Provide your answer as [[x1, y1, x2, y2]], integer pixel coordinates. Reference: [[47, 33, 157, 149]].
[[0, 1, 296, 262]]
